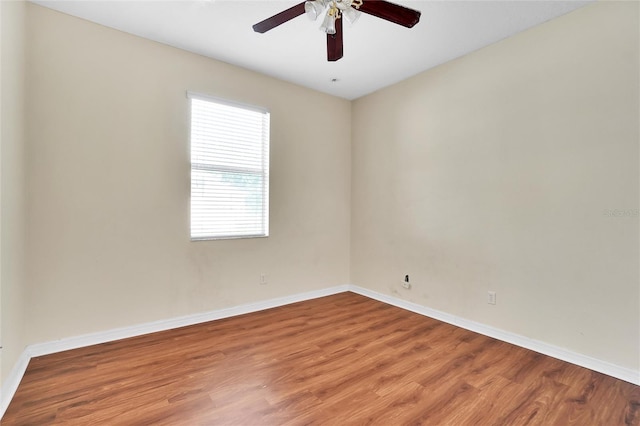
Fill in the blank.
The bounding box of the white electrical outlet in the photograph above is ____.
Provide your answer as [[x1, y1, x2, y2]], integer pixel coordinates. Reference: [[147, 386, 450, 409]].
[[402, 275, 411, 289], [488, 291, 496, 305], [260, 273, 268, 285]]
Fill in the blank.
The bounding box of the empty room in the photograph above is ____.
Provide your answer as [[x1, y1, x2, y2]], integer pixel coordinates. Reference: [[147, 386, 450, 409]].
[[1, 0, 638, 424]]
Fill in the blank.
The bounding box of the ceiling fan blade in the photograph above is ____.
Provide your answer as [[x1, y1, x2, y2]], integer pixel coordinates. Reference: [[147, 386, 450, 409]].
[[359, 0, 421, 28], [327, 18, 344, 61], [253, 2, 306, 33]]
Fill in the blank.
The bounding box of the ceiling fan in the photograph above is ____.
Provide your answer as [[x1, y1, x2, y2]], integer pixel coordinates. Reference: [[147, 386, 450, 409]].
[[252, 0, 421, 62]]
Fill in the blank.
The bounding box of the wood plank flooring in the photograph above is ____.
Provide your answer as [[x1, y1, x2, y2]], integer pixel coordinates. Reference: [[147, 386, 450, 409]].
[[3, 292, 639, 425]]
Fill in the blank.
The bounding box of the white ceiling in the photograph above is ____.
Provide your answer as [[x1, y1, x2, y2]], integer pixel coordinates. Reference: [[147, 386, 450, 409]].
[[31, 0, 593, 100]]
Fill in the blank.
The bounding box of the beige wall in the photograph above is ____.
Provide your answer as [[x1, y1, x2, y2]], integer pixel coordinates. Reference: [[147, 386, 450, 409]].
[[1, 0, 28, 382], [352, 1, 639, 371], [24, 4, 351, 344]]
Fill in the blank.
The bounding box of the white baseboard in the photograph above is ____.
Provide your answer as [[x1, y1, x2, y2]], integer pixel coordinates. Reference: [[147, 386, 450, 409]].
[[2, 283, 638, 420], [0, 284, 349, 419], [349, 285, 640, 386], [27, 285, 349, 358], [0, 349, 30, 418]]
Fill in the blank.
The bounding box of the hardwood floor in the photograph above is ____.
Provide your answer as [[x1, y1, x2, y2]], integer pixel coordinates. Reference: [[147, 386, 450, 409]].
[[3, 292, 639, 425]]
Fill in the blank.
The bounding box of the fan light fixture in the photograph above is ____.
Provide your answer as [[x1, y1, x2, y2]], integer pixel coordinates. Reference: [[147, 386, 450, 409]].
[[305, 0, 363, 34], [252, 0, 421, 62]]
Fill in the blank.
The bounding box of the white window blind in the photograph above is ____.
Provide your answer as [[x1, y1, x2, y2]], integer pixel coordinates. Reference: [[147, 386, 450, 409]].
[[189, 93, 270, 240]]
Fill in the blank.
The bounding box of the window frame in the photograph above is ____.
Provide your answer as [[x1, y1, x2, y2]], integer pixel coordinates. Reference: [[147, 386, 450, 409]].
[[188, 91, 270, 241]]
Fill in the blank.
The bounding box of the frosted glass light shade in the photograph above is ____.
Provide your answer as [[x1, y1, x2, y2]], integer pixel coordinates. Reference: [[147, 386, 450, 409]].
[[320, 13, 336, 34], [305, 0, 326, 21], [343, 7, 361, 24]]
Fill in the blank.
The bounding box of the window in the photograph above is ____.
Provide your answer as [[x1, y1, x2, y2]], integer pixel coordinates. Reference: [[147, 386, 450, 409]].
[[189, 92, 270, 240]]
